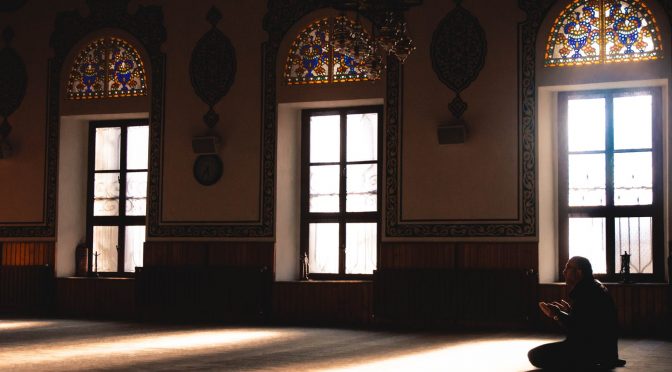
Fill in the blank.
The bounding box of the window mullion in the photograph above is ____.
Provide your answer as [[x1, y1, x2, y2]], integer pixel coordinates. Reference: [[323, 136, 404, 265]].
[[339, 112, 347, 275], [605, 94, 616, 275], [118, 125, 128, 273]]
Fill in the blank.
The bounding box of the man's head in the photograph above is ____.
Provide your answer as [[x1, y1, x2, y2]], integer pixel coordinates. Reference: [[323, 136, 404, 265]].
[[563, 256, 593, 290]]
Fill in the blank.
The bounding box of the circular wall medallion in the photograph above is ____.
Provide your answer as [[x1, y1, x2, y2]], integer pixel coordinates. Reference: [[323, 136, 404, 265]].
[[193, 154, 223, 186]]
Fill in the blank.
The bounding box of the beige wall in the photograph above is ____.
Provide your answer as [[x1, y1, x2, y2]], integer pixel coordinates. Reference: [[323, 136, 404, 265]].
[[400, 0, 524, 221]]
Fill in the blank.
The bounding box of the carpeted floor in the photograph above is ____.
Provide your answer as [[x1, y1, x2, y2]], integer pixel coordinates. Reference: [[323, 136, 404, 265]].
[[1, 319, 670, 371]]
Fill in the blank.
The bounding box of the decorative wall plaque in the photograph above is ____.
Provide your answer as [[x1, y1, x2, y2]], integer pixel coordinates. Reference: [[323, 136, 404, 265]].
[[430, 0, 486, 120], [0, 27, 28, 158], [189, 6, 237, 129]]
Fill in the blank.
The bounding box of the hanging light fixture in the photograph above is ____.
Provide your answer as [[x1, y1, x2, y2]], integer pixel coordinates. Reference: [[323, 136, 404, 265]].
[[332, 0, 416, 64]]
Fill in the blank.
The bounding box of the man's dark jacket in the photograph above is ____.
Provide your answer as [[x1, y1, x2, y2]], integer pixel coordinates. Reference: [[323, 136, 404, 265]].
[[557, 278, 620, 364]]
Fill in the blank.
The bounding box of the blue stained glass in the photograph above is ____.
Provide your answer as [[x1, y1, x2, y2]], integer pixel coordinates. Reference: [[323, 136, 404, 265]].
[[285, 18, 330, 85], [67, 37, 147, 100], [545, 0, 661, 67], [67, 38, 107, 99], [284, 16, 380, 85]]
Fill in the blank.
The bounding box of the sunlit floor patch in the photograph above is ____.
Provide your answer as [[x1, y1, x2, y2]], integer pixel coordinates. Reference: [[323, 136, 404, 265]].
[[0, 327, 300, 371], [0, 320, 56, 331], [321, 338, 551, 372]]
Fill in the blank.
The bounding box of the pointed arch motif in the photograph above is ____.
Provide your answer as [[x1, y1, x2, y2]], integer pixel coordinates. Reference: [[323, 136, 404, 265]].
[[67, 37, 147, 99], [545, 0, 662, 67], [284, 16, 380, 85]]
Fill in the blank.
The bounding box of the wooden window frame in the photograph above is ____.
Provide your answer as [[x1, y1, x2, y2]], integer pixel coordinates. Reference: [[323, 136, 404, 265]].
[[86, 119, 148, 276], [300, 105, 383, 280], [558, 87, 665, 282]]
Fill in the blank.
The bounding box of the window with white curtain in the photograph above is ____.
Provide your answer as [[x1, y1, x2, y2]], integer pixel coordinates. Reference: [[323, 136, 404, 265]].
[[301, 106, 382, 278], [87, 120, 148, 274], [558, 87, 664, 281]]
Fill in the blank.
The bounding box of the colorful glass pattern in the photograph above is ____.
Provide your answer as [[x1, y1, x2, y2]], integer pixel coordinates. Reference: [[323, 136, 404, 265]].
[[67, 38, 107, 99], [284, 16, 379, 85], [67, 37, 147, 99], [107, 38, 147, 97], [604, 0, 661, 62], [545, 0, 661, 67], [285, 18, 330, 85]]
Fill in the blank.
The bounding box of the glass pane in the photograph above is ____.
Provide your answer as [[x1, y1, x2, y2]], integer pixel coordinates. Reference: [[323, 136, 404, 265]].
[[614, 152, 652, 205], [332, 16, 379, 83], [604, 1, 663, 63], [95, 127, 121, 170], [94, 172, 119, 216], [615, 217, 653, 274], [569, 218, 606, 274], [66, 38, 106, 99], [127, 126, 149, 169], [284, 18, 331, 85], [568, 154, 605, 206], [544, 1, 600, 66], [126, 172, 147, 216], [93, 226, 118, 272], [567, 98, 605, 152], [614, 95, 652, 150], [124, 226, 145, 272], [107, 37, 148, 98], [346, 164, 377, 212], [310, 115, 340, 163], [308, 223, 339, 274], [347, 113, 377, 162], [345, 223, 376, 274], [309, 165, 340, 212]]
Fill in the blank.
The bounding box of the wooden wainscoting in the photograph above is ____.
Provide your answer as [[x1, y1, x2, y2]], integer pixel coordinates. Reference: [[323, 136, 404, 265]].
[[56, 277, 135, 319], [539, 283, 671, 337], [136, 266, 272, 322], [273, 281, 373, 326], [0, 241, 56, 314], [0, 265, 55, 314], [380, 242, 538, 270], [143, 241, 274, 268], [374, 268, 538, 329], [1, 241, 55, 266]]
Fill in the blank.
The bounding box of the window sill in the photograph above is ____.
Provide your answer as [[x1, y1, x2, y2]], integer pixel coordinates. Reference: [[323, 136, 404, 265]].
[[61, 276, 134, 281], [541, 282, 669, 287], [276, 280, 372, 284]]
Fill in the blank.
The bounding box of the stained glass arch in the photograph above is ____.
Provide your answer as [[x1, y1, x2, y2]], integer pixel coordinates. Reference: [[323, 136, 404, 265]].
[[67, 37, 147, 99], [545, 0, 662, 67], [284, 16, 381, 85]]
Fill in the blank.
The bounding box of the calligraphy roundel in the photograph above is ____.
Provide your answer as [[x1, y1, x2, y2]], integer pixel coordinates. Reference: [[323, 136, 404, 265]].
[[430, 3, 487, 94]]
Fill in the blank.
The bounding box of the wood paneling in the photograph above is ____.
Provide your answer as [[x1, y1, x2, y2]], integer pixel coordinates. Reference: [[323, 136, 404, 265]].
[[374, 268, 537, 329], [136, 266, 272, 322], [0, 266, 55, 314], [273, 281, 373, 326], [1, 241, 55, 266], [380, 242, 537, 270], [56, 277, 135, 319], [143, 241, 274, 268], [539, 283, 671, 337]]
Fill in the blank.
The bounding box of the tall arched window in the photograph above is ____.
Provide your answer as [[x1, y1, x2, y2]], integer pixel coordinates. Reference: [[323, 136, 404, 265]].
[[284, 16, 381, 85], [545, 0, 662, 67], [66, 37, 147, 99]]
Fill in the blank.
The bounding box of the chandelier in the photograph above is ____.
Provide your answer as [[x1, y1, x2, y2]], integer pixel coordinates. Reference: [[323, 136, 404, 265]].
[[332, 0, 416, 78]]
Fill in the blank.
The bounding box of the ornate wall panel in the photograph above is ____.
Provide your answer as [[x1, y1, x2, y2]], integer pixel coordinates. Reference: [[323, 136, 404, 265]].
[[189, 6, 237, 129], [430, 1, 486, 119], [385, 1, 556, 237]]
